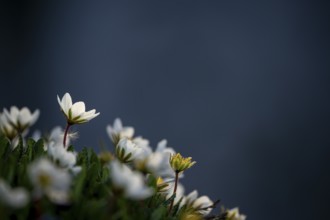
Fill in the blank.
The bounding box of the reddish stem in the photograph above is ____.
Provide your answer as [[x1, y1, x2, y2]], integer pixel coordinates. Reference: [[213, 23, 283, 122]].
[[168, 171, 179, 215], [63, 123, 71, 147]]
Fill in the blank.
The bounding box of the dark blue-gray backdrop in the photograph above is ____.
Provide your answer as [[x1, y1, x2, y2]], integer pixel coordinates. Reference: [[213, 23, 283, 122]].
[[1, 1, 330, 219]]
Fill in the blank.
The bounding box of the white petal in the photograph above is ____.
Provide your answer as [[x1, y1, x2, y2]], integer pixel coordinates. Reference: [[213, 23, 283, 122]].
[[62, 93, 73, 115], [18, 107, 32, 126], [70, 102, 86, 118], [57, 95, 64, 111], [29, 109, 40, 126], [113, 118, 123, 131], [186, 190, 198, 205]]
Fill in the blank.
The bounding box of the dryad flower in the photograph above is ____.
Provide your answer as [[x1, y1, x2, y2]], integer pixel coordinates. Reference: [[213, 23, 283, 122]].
[[57, 93, 100, 125], [0, 112, 18, 140], [226, 208, 247, 220], [106, 118, 134, 144], [2, 106, 39, 133], [115, 138, 142, 163], [28, 158, 72, 204], [57, 92, 99, 147], [170, 153, 196, 173], [0, 179, 29, 208], [47, 142, 81, 175], [109, 160, 153, 200], [146, 139, 176, 178], [184, 190, 213, 216]]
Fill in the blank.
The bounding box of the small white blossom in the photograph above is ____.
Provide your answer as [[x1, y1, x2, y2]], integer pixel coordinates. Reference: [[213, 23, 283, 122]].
[[146, 139, 176, 178], [226, 207, 247, 220], [106, 118, 134, 144], [48, 142, 75, 167], [132, 136, 152, 162], [28, 158, 72, 204], [3, 106, 39, 132], [48, 141, 81, 175], [57, 93, 100, 124], [115, 138, 143, 163], [109, 160, 153, 200], [0, 112, 17, 140], [184, 190, 213, 216], [0, 179, 29, 208]]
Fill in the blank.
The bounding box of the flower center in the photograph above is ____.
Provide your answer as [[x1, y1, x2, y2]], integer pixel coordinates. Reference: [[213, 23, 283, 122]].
[[38, 173, 51, 188]]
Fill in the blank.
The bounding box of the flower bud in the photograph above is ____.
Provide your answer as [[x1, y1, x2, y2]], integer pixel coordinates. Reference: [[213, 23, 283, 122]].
[[169, 153, 196, 173]]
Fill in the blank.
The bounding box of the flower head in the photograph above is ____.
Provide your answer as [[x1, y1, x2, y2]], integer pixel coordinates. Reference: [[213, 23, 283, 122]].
[[2, 106, 39, 133], [0, 179, 29, 208], [170, 153, 196, 173], [0, 112, 18, 140], [28, 158, 72, 204], [226, 208, 246, 220], [57, 93, 100, 125], [146, 140, 176, 178], [106, 118, 134, 145], [109, 160, 153, 200], [115, 138, 142, 163], [47, 141, 81, 175]]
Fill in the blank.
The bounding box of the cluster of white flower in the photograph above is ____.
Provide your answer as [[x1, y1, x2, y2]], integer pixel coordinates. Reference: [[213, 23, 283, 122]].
[[0, 106, 40, 148], [106, 118, 215, 216], [0, 92, 246, 219]]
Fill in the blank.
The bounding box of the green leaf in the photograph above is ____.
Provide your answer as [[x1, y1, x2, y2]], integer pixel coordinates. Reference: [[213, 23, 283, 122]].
[[151, 206, 167, 220]]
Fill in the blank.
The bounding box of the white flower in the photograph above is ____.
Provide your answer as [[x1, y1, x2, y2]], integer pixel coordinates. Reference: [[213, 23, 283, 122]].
[[184, 190, 213, 216], [146, 139, 176, 178], [109, 160, 153, 200], [0, 179, 29, 208], [0, 112, 18, 140], [3, 106, 39, 132], [132, 136, 152, 162], [226, 208, 247, 220], [28, 158, 72, 204], [57, 93, 100, 124], [115, 138, 143, 163], [47, 141, 81, 175], [48, 142, 76, 167], [106, 118, 134, 144]]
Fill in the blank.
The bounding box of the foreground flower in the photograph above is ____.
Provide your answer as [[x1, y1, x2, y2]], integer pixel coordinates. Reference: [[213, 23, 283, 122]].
[[170, 153, 196, 173], [184, 190, 213, 216], [226, 207, 247, 220], [0, 179, 29, 208], [106, 118, 134, 145], [109, 160, 153, 200], [2, 106, 39, 133], [28, 158, 72, 204], [57, 92, 100, 147]]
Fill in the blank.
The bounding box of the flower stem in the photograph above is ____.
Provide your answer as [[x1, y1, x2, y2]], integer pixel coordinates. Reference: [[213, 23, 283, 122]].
[[168, 171, 179, 215], [63, 123, 71, 147]]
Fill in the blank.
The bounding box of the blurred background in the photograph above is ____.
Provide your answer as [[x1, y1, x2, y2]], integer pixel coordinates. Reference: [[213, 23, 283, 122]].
[[1, 0, 330, 219]]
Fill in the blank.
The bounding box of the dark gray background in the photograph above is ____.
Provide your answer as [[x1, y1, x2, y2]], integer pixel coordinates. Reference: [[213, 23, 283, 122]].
[[1, 1, 330, 219]]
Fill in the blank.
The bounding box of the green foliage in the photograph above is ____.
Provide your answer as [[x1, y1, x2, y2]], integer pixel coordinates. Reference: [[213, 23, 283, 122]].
[[0, 136, 223, 220]]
